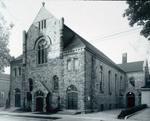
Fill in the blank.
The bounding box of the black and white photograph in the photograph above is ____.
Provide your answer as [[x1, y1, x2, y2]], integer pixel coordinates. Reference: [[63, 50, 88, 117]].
[[0, 0, 150, 121]]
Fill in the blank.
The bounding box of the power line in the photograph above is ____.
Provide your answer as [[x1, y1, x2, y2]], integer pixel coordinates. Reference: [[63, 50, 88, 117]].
[[96, 27, 142, 41]]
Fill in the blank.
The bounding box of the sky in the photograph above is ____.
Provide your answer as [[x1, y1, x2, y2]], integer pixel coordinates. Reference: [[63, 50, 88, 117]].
[[1, 0, 150, 74]]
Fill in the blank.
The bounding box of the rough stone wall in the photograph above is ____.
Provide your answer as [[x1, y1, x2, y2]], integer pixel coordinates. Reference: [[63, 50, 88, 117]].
[[123, 71, 145, 107], [84, 50, 126, 111], [63, 50, 85, 111], [25, 58, 63, 110], [127, 72, 145, 89]]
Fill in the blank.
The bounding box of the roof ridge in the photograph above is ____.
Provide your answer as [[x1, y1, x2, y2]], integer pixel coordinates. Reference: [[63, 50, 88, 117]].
[[118, 61, 144, 65]]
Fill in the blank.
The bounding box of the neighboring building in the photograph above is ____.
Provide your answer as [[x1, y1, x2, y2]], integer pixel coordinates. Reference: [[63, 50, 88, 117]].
[[9, 4, 127, 112], [10, 55, 23, 107], [0, 73, 10, 107], [118, 53, 145, 107], [141, 81, 150, 107], [141, 61, 150, 107]]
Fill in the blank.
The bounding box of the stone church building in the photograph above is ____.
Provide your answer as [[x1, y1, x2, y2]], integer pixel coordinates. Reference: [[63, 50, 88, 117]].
[[9, 4, 148, 113]]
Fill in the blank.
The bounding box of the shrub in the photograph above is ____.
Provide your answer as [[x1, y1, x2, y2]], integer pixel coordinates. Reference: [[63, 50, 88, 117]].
[[118, 104, 147, 119]]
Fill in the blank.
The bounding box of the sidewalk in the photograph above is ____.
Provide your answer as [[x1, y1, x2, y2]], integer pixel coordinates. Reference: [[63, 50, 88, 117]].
[[127, 108, 150, 121], [0, 107, 124, 121]]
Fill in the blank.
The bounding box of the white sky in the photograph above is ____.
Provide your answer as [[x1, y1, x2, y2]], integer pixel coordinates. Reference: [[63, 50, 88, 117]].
[[1, 0, 150, 74]]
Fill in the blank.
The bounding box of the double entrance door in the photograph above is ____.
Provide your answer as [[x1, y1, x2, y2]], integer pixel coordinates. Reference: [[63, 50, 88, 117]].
[[67, 92, 78, 109]]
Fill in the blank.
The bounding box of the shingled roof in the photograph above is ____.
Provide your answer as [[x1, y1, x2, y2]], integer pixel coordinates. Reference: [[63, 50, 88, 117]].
[[117, 61, 144, 73]]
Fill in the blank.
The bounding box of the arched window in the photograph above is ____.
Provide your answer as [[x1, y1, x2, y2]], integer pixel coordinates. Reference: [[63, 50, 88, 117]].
[[35, 90, 44, 97], [108, 70, 111, 95], [100, 66, 103, 92], [53, 75, 59, 90], [37, 39, 47, 64], [129, 76, 135, 87], [67, 85, 77, 92], [29, 78, 33, 92], [115, 74, 117, 95]]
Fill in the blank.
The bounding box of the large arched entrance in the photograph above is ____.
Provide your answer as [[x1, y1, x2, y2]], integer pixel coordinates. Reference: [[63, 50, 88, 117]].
[[46, 92, 52, 112], [67, 85, 78, 109], [15, 88, 21, 107], [126, 92, 135, 108], [35, 90, 44, 112]]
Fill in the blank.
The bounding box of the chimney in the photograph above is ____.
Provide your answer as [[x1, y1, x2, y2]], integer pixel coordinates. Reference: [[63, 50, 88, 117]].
[[122, 53, 127, 64]]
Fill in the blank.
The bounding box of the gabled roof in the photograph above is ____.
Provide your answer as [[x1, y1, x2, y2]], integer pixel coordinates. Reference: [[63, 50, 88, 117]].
[[117, 61, 144, 73], [33, 6, 56, 23], [11, 55, 23, 63], [27, 5, 57, 33], [63, 25, 125, 72]]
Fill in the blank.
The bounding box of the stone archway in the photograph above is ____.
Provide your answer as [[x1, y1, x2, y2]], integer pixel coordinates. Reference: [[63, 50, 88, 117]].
[[15, 88, 21, 107], [46, 92, 52, 112], [66, 85, 78, 109], [35, 90, 44, 112], [126, 92, 135, 108]]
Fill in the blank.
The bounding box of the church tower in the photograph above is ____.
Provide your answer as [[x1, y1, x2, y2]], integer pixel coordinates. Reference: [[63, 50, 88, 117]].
[[144, 60, 149, 85], [22, 3, 65, 112]]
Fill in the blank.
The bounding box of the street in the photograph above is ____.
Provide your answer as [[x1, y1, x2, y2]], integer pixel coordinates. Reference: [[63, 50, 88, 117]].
[[0, 108, 150, 121], [0, 115, 53, 121]]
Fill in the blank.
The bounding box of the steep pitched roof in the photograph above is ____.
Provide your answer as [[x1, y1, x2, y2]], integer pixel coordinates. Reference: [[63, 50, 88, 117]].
[[63, 25, 125, 72], [33, 6, 56, 23], [117, 61, 144, 73]]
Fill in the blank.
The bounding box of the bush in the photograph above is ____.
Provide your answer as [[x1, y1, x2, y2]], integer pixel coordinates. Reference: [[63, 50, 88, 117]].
[[118, 104, 147, 119]]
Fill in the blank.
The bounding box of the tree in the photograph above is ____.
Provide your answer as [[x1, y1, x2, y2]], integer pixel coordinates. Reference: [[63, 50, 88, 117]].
[[0, 13, 12, 73], [123, 1, 150, 40]]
